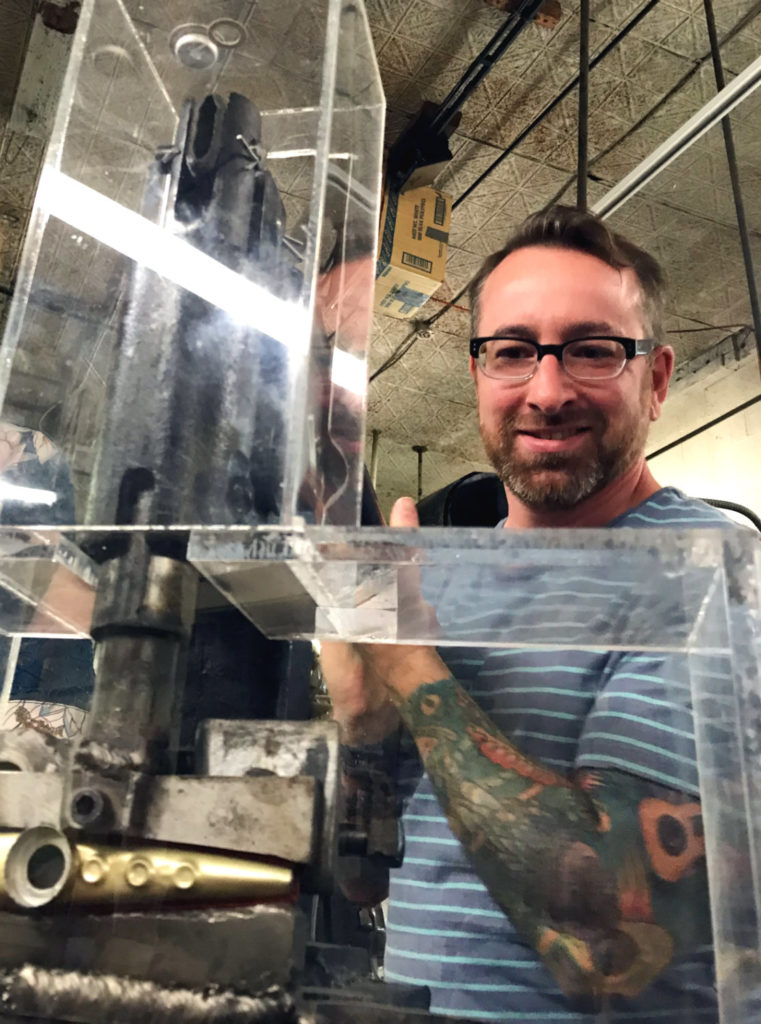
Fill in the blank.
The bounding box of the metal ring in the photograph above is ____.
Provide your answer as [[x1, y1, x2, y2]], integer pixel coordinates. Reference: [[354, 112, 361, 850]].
[[209, 18, 246, 48], [3, 827, 72, 909]]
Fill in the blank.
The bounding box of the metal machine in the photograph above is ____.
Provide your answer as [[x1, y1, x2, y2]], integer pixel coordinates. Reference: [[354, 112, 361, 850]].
[[0, 1, 415, 1020]]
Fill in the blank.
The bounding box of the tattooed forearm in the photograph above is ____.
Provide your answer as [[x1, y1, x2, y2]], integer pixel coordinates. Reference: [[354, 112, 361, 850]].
[[397, 676, 711, 1000]]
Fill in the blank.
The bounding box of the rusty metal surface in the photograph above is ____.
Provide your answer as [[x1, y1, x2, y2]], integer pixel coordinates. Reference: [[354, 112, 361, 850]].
[[198, 718, 339, 887], [142, 773, 317, 864], [0, 772, 62, 828]]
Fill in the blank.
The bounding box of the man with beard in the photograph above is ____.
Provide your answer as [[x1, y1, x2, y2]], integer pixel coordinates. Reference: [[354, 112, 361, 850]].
[[323, 206, 732, 1023]]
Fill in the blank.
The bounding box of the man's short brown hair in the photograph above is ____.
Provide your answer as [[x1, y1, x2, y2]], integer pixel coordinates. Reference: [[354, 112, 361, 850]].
[[468, 205, 666, 344]]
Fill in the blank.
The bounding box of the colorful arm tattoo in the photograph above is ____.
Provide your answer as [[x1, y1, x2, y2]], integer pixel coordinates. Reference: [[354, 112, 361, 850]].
[[398, 676, 711, 1001]]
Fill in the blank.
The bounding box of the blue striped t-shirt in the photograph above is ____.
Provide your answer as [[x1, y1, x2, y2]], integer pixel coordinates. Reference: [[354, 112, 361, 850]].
[[384, 488, 735, 1023]]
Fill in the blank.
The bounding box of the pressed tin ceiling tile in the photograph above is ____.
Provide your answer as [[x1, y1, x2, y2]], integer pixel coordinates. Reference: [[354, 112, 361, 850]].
[[364, 0, 414, 32], [0, 129, 43, 211], [445, 246, 489, 291], [0, 207, 30, 288], [514, 125, 579, 172], [603, 76, 666, 122], [433, 294, 472, 339], [396, 0, 463, 44], [587, 107, 634, 152], [712, 0, 761, 32], [660, 12, 709, 60], [378, 66, 415, 105], [594, 0, 658, 27], [600, 34, 654, 76], [543, 10, 619, 62], [418, 54, 472, 98], [448, 215, 480, 250], [630, 1, 690, 44], [720, 13, 761, 73], [459, 98, 500, 139], [590, 122, 668, 177], [633, 46, 695, 92], [378, 33, 436, 77]]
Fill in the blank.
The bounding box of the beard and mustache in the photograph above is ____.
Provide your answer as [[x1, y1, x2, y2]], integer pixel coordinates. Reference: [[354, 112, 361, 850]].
[[480, 398, 650, 512]]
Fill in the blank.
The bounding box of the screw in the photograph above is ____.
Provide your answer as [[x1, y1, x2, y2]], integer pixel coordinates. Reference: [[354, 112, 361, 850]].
[[70, 788, 108, 828]]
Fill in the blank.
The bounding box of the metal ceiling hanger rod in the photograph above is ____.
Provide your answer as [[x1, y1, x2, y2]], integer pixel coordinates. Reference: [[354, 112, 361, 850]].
[[701, 0, 761, 365], [576, 0, 590, 210]]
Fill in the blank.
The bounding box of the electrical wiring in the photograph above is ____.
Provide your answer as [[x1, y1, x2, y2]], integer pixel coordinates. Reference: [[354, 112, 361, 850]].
[[369, 281, 471, 383]]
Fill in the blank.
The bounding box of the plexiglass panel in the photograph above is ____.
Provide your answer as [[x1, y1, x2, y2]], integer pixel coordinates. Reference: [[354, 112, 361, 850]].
[[0, 0, 384, 532], [188, 524, 732, 648], [189, 522, 761, 1023]]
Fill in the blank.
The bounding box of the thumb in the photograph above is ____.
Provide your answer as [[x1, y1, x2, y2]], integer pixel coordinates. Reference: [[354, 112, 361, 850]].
[[390, 496, 420, 528]]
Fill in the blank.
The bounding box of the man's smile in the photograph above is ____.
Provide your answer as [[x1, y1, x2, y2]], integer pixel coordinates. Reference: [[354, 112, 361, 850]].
[[514, 424, 593, 453]]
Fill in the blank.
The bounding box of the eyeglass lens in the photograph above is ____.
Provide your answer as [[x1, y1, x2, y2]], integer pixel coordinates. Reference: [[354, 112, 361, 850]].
[[480, 338, 627, 379]]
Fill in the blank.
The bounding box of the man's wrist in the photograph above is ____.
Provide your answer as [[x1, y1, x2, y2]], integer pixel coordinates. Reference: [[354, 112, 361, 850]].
[[363, 645, 450, 702]]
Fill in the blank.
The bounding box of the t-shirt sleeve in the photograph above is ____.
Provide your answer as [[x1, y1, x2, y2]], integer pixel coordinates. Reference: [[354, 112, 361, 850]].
[[575, 650, 707, 795]]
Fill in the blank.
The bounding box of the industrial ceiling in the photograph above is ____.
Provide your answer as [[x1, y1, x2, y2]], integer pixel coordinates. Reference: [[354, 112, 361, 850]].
[[0, 0, 759, 514]]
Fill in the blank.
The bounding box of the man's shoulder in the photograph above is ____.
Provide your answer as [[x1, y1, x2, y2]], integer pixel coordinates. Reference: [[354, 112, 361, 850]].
[[612, 487, 740, 529]]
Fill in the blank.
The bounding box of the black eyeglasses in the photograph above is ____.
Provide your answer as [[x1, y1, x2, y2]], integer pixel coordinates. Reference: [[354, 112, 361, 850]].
[[469, 335, 656, 381]]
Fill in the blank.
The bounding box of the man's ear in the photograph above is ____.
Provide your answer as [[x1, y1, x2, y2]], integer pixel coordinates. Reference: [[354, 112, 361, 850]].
[[650, 345, 674, 422], [469, 355, 478, 384]]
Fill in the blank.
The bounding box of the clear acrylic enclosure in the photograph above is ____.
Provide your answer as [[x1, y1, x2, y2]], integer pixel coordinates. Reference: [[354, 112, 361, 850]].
[[0, 0, 384, 533], [191, 521, 761, 1023]]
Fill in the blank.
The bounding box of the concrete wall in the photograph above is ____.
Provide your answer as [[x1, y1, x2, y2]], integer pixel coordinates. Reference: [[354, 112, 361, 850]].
[[647, 329, 761, 519]]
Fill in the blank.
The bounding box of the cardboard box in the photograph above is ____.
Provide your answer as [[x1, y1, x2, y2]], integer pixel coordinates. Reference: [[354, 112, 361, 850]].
[[374, 185, 451, 320]]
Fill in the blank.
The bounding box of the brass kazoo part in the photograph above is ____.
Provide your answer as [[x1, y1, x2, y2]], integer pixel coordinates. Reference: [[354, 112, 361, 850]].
[[65, 841, 296, 906], [0, 828, 295, 909], [0, 827, 73, 909]]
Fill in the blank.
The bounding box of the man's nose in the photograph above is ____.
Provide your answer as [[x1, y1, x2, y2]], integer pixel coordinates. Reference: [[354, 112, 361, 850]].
[[524, 354, 577, 413]]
